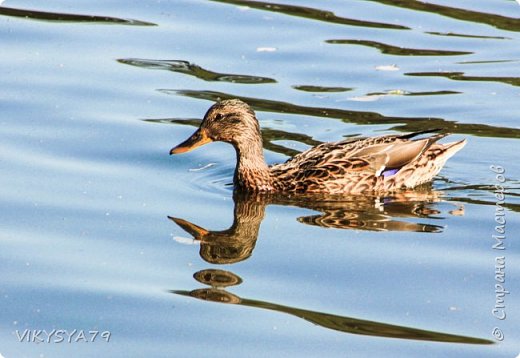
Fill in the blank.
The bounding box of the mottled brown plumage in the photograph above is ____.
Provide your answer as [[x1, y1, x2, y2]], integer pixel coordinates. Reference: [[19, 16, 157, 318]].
[[170, 99, 466, 194]]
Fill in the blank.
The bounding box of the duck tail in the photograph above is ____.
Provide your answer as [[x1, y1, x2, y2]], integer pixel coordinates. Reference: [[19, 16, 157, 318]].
[[440, 139, 467, 161]]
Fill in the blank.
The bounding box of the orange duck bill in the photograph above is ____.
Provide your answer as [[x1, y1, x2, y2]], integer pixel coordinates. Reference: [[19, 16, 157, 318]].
[[170, 129, 213, 154]]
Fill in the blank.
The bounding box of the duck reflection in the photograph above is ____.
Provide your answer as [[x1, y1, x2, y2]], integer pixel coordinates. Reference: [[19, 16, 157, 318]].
[[286, 189, 447, 232], [169, 189, 461, 264], [171, 268, 491, 344]]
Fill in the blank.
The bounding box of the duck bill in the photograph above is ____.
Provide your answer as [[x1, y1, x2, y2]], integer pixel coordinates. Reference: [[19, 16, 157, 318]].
[[170, 129, 213, 154]]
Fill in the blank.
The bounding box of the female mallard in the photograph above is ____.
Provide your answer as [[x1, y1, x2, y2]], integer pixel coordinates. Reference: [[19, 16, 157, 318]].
[[170, 99, 466, 194]]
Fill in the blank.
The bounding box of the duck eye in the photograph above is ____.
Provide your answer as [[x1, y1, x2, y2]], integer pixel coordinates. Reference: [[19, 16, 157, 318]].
[[215, 113, 224, 121]]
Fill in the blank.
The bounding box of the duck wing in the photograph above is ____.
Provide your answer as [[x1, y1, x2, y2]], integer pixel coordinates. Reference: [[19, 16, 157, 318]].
[[350, 133, 447, 175], [273, 130, 446, 178]]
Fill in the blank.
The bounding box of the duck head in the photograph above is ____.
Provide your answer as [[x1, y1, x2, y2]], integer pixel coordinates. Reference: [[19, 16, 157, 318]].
[[170, 99, 261, 155]]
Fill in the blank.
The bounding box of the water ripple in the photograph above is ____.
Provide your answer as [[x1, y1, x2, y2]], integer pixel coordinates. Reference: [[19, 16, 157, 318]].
[[367, 0, 520, 32], [0, 6, 155, 25], [292, 85, 353, 93], [162, 89, 520, 139], [210, 0, 409, 29], [425, 31, 511, 40], [119, 58, 276, 84], [325, 39, 472, 56], [405, 71, 520, 87]]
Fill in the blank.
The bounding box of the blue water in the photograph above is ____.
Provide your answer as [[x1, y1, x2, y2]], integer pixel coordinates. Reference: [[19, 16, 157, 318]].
[[1, 1, 519, 357]]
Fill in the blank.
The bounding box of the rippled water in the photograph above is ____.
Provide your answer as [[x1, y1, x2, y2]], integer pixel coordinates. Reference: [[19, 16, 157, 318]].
[[1, 1, 519, 357]]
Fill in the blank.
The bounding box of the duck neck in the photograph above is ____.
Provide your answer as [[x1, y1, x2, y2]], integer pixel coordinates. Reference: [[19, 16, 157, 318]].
[[233, 138, 272, 192]]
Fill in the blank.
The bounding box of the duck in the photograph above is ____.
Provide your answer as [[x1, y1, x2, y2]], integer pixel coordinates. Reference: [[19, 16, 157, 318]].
[[170, 99, 466, 194]]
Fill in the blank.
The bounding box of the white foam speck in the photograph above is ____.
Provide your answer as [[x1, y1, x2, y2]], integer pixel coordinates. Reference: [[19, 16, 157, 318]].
[[375, 64, 400, 71], [256, 47, 277, 52], [173, 236, 198, 245], [348, 95, 383, 102], [188, 163, 215, 172]]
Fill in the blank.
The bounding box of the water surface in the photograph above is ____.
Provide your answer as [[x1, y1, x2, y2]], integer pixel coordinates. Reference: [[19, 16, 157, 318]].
[[1, 1, 519, 357]]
